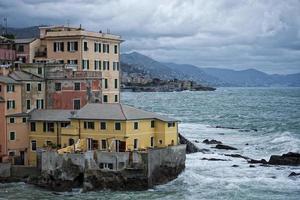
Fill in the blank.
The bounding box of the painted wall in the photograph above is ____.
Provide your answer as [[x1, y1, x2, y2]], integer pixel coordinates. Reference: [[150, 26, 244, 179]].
[[6, 116, 29, 165]]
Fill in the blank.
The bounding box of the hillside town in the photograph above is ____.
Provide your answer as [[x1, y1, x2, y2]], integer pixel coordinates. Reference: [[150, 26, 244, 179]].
[[0, 25, 185, 190]]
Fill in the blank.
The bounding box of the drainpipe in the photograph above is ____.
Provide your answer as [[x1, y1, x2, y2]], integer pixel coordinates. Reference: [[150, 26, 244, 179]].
[[56, 122, 59, 146]]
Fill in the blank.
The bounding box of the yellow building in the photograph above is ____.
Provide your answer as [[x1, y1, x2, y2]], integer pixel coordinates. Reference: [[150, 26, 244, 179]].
[[28, 103, 179, 166]]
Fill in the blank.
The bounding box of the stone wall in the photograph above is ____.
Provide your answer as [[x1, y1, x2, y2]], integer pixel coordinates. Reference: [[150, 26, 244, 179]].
[[35, 145, 186, 191], [0, 163, 11, 178]]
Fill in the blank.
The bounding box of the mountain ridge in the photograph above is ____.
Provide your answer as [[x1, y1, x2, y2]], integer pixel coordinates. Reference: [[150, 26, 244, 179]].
[[122, 52, 300, 87]]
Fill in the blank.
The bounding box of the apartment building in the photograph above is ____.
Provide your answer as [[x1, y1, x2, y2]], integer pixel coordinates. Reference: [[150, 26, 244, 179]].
[[14, 38, 40, 63], [0, 36, 16, 66], [0, 76, 23, 163], [35, 26, 122, 103], [28, 103, 179, 166]]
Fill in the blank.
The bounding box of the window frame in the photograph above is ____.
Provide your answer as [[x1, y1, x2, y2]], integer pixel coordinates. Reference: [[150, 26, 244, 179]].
[[100, 122, 106, 130], [115, 122, 121, 131], [9, 131, 16, 141]]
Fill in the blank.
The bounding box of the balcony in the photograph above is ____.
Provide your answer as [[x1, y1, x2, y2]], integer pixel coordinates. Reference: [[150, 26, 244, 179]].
[[35, 51, 47, 58], [61, 127, 78, 136]]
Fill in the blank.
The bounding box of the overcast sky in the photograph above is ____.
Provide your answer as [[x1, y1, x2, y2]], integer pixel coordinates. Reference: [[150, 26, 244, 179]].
[[1, 0, 300, 74]]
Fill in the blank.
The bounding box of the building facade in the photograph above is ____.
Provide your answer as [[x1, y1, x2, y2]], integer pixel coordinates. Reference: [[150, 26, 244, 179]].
[[0, 36, 16, 66], [14, 38, 40, 64], [28, 103, 179, 166], [35, 26, 122, 103]]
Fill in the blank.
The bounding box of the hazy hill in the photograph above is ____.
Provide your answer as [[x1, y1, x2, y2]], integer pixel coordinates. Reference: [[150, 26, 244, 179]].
[[122, 52, 300, 87], [1, 26, 40, 39]]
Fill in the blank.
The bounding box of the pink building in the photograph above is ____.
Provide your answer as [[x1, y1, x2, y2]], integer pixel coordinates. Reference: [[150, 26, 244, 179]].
[[0, 36, 16, 65]]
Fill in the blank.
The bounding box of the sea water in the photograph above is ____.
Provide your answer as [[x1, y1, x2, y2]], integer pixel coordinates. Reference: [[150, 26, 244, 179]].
[[0, 87, 299, 200]]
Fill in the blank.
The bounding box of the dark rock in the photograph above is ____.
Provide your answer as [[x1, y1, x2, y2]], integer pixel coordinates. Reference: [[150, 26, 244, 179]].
[[194, 140, 200, 143], [248, 159, 268, 164], [288, 172, 300, 177], [214, 144, 237, 150], [268, 152, 300, 166], [249, 165, 255, 168], [231, 165, 239, 167], [203, 139, 222, 145], [179, 133, 202, 154], [245, 143, 249, 145], [201, 158, 230, 161], [224, 154, 250, 160], [215, 126, 239, 130]]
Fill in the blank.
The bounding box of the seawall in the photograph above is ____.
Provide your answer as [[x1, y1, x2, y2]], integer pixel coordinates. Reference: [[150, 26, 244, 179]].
[[30, 144, 186, 191]]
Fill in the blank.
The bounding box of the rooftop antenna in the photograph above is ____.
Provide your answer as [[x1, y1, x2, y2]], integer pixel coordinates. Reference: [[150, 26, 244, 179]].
[[67, 19, 70, 27], [107, 28, 110, 34], [79, 24, 82, 30]]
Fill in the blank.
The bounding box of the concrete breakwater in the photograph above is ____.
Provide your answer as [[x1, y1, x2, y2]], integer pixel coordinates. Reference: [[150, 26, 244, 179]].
[[28, 145, 186, 192]]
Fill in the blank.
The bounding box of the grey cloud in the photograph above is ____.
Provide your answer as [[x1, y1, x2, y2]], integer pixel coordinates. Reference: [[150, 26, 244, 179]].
[[0, 0, 300, 74]]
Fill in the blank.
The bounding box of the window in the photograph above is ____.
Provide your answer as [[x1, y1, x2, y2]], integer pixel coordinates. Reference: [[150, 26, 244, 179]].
[[73, 99, 81, 110], [99, 162, 113, 170], [18, 45, 24, 52], [94, 60, 101, 70], [115, 122, 121, 130], [114, 95, 118, 103], [43, 122, 54, 132], [55, 82, 61, 91], [103, 79, 108, 89], [151, 120, 155, 128], [38, 67, 43, 75], [84, 121, 95, 129], [82, 60, 89, 70], [100, 122, 106, 130], [159, 140, 162, 144], [36, 99, 44, 109], [74, 82, 81, 91], [151, 137, 154, 147], [31, 140, 37, 151], [38, 83, 42, 92], [67, 59, 78, 65], [114, 45, 118, 54], [8, 151, 15, 156], [84, 41, 88, 51], [168, 122, 176, 128], [53, 42, 64, 52], [58, 60, 64, 64], [61, 122, 70, 128], [87, 138, 93, 150], [134, 139, 138, 150], [67, 41, 78, 52], [103, 44, 109, 53], [103, 95, 108, 103], [7, 84, 15, 92], [22, 117, 27, 123], [9, 117, 15, 123], [113, 62, 119, 71], [94, 42, 101, 52], [26, 99, 31, 110], [9, 132, 16, 140], [114, 79, 118, 89], [134, 122, 139, 130], [30, 122, 36, 132], [7, 100, 15, 109], [0, 85, 1, 92], [103, 61, 109, 70], [101, 140, 107, 150], [69, 138, 75, 146], [26, 83, 31, 92]]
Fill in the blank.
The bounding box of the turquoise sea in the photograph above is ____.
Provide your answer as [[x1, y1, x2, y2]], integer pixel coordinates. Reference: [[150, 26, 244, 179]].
[[1, 88, 300, 200]]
